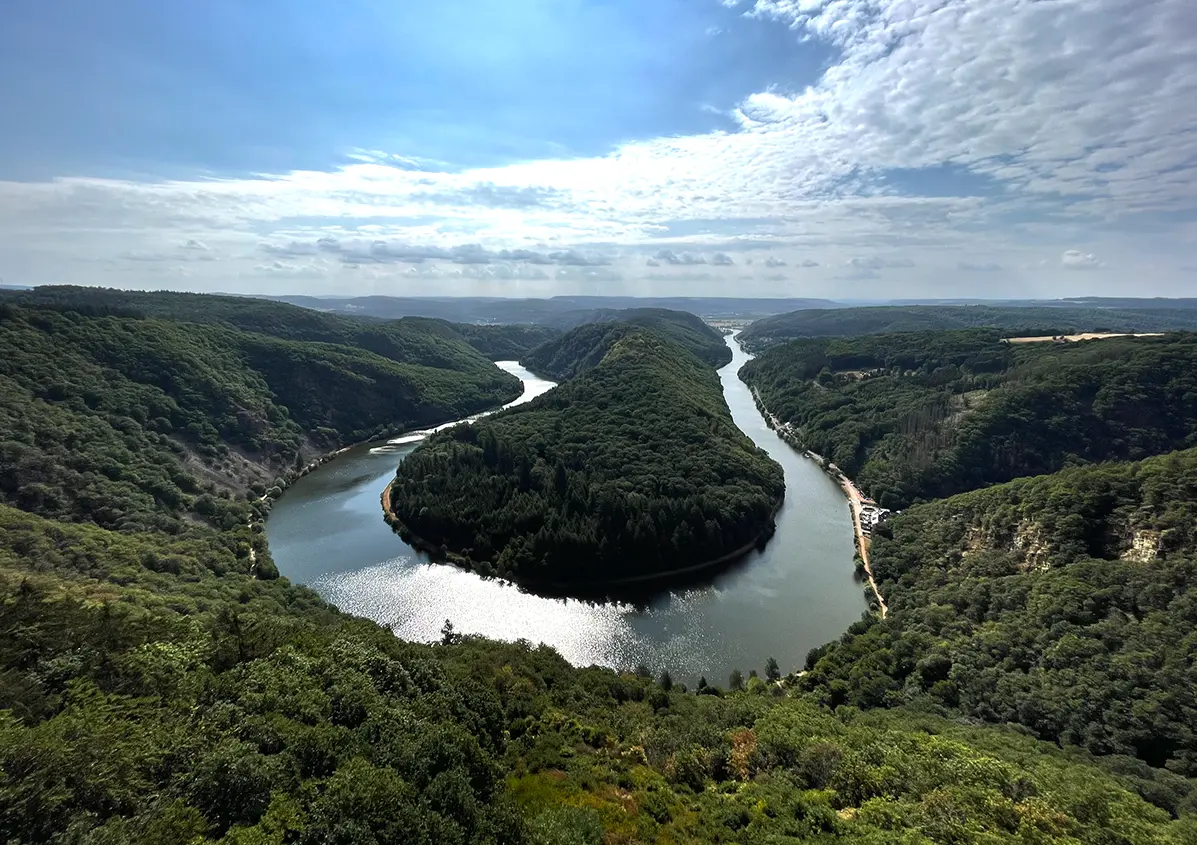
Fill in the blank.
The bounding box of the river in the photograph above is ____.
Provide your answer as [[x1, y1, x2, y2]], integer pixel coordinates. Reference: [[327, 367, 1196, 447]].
[[267, 334, 868, 683]]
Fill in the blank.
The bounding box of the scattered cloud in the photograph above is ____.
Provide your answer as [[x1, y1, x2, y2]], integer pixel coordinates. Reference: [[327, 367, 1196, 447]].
[[2, 0, 1195, 295], [652, 249, 708, 266], [847, 256, 915, 270], [254, 259, 326, 278], [259, 238, 613, 268], [1061, 249, 1104, 270]]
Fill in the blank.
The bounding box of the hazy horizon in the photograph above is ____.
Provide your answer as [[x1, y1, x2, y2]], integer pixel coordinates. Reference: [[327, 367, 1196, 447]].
[[3, 0, 1195, 299]]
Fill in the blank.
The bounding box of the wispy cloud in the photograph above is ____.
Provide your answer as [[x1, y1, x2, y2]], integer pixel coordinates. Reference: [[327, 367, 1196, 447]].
[[0, 0, 1194, 295]]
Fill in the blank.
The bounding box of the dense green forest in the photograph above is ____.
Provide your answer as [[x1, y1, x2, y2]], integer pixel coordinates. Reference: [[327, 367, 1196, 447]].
[[742, 330, 1197, 508], [801, 448, 1197, 807], [2, 293, 1196, 841], [0, 286, 556, 364], [446, 321, 561, 360], [389, 327, 782, 587], [0, 304, 519, 545], [6, 497, 1189, 843], [522, 308, 731, 379], [739, 304, 1197, 348]]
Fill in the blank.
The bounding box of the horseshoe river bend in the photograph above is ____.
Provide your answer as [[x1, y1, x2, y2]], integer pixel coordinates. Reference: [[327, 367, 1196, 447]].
[[267, 333, 868, 683]]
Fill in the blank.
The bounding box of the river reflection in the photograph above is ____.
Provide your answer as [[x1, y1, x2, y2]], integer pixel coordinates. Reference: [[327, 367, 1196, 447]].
[[267, 338, 867, 683]]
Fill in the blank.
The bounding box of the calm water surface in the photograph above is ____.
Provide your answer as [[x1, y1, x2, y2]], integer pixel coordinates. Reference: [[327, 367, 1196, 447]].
[[268, 335, 867, 682]]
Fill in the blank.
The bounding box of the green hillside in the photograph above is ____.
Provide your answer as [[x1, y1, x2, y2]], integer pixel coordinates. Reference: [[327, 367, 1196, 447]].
[[2, 495, 1190, 843], [0, 285, 553, 368], [0, 304, 519, 542], [444, 321, 562, 360], [802, 448, 1197, 806], [1, 293, 1195, 842], [739, 304, 1197, 349], [523, 308, 730, 378], [741, 330, 1197, 508], [389, 328, 783, 587]]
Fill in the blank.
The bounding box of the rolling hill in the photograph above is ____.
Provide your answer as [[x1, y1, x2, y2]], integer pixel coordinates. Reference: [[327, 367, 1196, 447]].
[[739, 304, 1197, 349], [522, 308, 731, 379], [741, 330, 1197, 508]]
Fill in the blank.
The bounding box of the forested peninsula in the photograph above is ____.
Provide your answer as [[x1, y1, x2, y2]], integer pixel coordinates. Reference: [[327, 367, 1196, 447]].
[[521, 307, 732, 379], [387, 325, 783, 588], [742, 330, 1197, 508]]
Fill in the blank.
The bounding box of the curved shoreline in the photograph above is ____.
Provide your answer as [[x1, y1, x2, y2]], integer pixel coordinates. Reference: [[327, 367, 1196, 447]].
[[253, 387, 525, 540], [749, 386, 888, 617], [380, 477, 785, 597]]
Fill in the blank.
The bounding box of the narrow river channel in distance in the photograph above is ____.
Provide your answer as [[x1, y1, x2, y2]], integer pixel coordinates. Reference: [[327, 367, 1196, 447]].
[[267, 334, 868, 683]]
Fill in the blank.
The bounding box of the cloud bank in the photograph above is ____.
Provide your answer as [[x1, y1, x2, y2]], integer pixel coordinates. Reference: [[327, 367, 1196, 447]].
[[0, 0, 1194, 296]]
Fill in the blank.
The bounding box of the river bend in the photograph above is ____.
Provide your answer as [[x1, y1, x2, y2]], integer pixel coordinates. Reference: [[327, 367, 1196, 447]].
[[267, 334, 867, 682]]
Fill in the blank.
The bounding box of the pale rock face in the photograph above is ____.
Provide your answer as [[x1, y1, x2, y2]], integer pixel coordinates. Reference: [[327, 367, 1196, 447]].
[[1122, 529, 1162, 563], [1012, 521, 1053, 572]]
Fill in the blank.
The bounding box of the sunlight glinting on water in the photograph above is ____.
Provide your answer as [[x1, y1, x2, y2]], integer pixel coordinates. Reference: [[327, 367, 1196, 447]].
[[269, 340, 866, 682], [315, 558, 725, 674]]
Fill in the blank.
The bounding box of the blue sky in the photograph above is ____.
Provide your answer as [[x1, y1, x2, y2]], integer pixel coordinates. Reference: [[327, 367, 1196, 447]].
[[1, 0, 1195, 297]]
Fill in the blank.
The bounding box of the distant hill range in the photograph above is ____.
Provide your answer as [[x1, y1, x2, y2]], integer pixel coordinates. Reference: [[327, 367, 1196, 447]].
[[740, 302, 1197, 348], [267, 294, 839, 324]]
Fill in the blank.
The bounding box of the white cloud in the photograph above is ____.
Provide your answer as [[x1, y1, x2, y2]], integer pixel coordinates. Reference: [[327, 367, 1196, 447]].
[[258, 238, 613, 268], [1061, 249, 1104, 269], [745, 0, 1197, 215], [0, 0, 1194, 295], [711, 252, 735, 265], [846, 256, 915, 270], [764, 257, 786, 268], [652, 249, 708, 266], [254, 259, 327, 278]]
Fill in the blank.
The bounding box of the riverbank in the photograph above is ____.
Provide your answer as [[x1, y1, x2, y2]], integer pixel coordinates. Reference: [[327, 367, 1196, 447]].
[[249, 390, 527, 573], [381, 477, 786, 598], [749, 386, 888, 617], [269, 335, 867, 683]]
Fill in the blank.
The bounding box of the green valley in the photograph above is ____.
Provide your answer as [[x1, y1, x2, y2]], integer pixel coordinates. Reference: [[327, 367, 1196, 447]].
[[2, 291, 1196, 844]]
